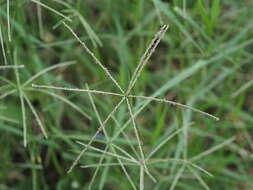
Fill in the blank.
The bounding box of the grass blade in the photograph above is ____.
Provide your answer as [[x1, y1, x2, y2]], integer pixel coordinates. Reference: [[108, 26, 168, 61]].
[[7, 0, 11, 41], [23, 93, 48, 139], [190, 137, 236, 162], [31, 0, 72, 22], [231, 79, 253, 98], [169, 164, 185, 190], [187, 165, 211, 190], [23, 61, 76, 87], [14, 50, 27, 147], [146, 127, 184, 160], [140, 166, 144, 190], [0, 25, 8, 65], [30, 88, 91, 120]]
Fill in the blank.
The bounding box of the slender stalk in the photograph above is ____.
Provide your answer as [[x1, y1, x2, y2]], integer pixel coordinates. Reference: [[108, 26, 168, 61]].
[[37, 0, 44, 38], [85, 83, 136, 190], [80, 162, 137, 168], [67, 98, 125, 173], [146, 127, 184, 160], [0, 26, 9, 65], [76, 141, 138, 164], [23, 93, 48, 139], [7, 0, 11, 41], [129, 95, 219, 121], [31, 0, 72, 22], [24, 61, 76, 87], [127, 25, 169, 94], [190, 137, 235, 162], [125, 98, 156, 183], [32, 84, 124, 97], [140, 166, 144, 190], [29, 88, 91, 120], [62, 22, 124, 93], [14, 50, 27, 147], [0, 65, 24, 70]]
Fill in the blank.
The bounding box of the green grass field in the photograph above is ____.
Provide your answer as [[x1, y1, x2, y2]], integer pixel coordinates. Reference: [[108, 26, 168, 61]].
[[1, 0, 253, 189]]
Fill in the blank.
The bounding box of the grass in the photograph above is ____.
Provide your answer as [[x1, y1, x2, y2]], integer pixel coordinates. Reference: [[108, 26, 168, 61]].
[[0, 0, 253, 189]]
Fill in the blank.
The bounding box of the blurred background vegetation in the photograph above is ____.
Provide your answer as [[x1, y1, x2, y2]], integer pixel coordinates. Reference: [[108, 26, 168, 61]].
[[0, 0, 253, 189]]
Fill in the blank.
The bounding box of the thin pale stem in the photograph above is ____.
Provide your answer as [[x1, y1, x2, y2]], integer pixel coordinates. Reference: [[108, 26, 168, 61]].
[[147, 158, 188, 165], [14, 50, 27, 147], [29, 88, 91, 120], [231, 79, 253, 98], [187, 165, 211, 190], [76, 141, 138, 164], [127, 25, 169, 94], [183, 0, 186, 18], [139, 166, 144, 190], [117, 159, 138, 190], [190, 162, 213, 177], [169, 164, 185, 190], [7, 0, 11, 41], [125, 98, 144, 161], [125, 98, 156, 183], [31, 0, 72, 22], [0, 76, 16, 87], [88, 145, 109, 190], [80, 162, 137, 168], [32, 84, 124, 97], [111, 144, 137, 162], [111, 102, 144, 142], [0, 89, 17, 100], [62, 22, 124, 93], [0, 65, 24, 70], [111, 116, 140, 159], [23, 93, 48, 139], [129, 95, 219, 121], [67, 98, 125, 173], [0, 26, 8, 65], [24, 61, 76, 87], [190, 137, 235, 162], [20, 90, 27, 147], [147, 158, 212, 177], [152, 0, 163, 25], [0, 116, 19, 124], [146, 127, 184, 160], [37, 0, 44, 38]]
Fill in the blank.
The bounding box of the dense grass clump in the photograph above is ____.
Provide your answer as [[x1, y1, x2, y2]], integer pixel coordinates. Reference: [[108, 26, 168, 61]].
[[0, 0, 253, 189]]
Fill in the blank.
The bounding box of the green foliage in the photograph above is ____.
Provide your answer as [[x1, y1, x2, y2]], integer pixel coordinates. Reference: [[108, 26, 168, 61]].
[[197, 0, 221, 35], [0, 0, 253, 189]]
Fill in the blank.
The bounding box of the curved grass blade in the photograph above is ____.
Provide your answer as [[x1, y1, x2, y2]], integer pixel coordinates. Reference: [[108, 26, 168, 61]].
[[30, 88, 91, 120]]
